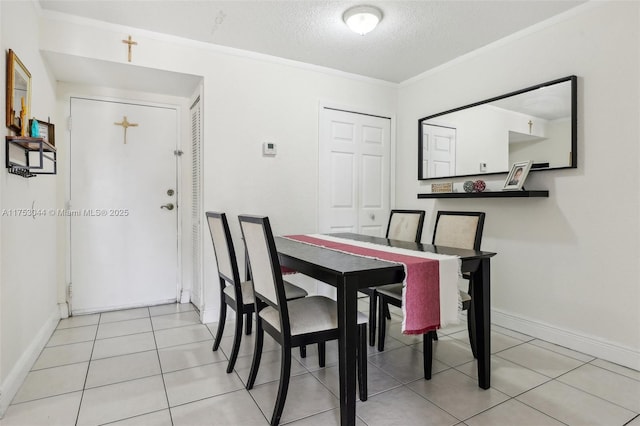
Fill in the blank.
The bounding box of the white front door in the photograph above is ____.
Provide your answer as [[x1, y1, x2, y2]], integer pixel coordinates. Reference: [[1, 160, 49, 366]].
[[423, 124, 456, 177], [319, 108, 391, 237], [70, 97, 179, 314]]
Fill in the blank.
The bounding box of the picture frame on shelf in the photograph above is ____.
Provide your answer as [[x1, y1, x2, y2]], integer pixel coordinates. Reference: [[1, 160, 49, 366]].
[[503, 160, 533, 191], [431, 182, 453, 193]]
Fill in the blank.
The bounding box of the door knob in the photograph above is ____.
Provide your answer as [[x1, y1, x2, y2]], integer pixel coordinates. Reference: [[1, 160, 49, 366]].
[[370, 213, 375, 220], [161, 203, 174, 211]]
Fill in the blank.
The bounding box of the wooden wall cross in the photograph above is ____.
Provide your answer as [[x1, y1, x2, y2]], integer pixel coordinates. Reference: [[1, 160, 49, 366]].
[[122, 35, 138, 62], [114, 116, 138, 144]]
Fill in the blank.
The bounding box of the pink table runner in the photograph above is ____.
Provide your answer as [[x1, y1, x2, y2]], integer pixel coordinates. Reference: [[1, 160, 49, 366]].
[[285, 234, 442, 334]]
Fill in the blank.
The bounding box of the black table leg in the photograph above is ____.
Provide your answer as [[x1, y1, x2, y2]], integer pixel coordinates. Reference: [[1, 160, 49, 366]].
[[337, 278, 358, 426], [472, 257, 491, 389]]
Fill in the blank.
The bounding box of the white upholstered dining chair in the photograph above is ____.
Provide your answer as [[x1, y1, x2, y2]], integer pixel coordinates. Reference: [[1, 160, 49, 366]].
[[361, 209, 425, 346], [206, 212, 307, 374], [375, 210, 485, 378], [239, 214, 369, 426]]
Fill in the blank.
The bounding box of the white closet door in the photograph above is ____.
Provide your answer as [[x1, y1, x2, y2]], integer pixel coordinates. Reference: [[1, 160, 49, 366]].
[[319, 108, 391, 236]]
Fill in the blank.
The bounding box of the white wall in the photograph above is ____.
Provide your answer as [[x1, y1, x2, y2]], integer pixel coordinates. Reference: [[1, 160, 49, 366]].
[[38, 13, 398, 322], [0, 0, 60, 415], [397, 2, 640, 369]]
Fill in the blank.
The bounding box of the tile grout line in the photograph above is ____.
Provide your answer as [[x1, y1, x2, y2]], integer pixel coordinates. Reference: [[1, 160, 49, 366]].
[[150, 308, 176, 426], [552, 363, 640, 415], [624, 414, 640, 425], [586, 358, 640, 384], [74, 312, 102, 426]]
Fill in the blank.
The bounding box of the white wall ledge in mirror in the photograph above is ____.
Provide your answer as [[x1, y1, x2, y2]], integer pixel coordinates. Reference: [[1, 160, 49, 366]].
[[418, 75, 577, 180]]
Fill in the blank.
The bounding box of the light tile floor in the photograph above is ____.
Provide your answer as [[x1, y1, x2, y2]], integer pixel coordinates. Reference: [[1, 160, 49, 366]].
[[2, 301, 639, 426]]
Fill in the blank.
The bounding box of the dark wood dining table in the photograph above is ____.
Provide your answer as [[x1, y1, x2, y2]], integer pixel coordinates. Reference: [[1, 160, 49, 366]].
[[275, 233, 496, 426]]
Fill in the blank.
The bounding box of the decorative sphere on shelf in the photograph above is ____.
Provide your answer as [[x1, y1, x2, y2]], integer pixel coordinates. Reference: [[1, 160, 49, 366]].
[[463, 181, 475, 193], [473, 180, 486, 192]]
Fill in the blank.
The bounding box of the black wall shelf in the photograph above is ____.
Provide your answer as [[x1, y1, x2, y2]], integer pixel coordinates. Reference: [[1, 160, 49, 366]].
[[6, 136, 57, 177], [417, 190, 549, 199]]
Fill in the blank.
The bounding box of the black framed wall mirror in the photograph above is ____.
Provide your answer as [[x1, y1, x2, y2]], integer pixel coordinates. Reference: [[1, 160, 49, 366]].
[[5, 49, 32, 133], [418, 75, 577, 180]]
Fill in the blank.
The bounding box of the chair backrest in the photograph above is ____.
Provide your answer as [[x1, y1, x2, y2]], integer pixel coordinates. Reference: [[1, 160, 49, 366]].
[[238, 215, 288, 311], [386, 209, 426, 243], [206, 212, 243, 299], [432, 211, 485, 250]]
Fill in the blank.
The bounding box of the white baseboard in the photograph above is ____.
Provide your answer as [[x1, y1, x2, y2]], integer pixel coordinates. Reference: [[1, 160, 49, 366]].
[[0, 307, 60, 417], [200, 306, 219, 324], [492, 308, 640, 371], [71, 298, 176, 315], [179, 290, 191, 304], [58, 302, 69, 319]]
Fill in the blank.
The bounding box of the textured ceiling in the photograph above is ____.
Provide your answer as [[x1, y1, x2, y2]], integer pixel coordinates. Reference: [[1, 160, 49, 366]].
[[39, 0, 585, 83]]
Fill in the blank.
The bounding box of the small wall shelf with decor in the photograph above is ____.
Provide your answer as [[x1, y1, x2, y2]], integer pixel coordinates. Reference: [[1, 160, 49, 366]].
[[417, 190, 549, 199], [6, 136, 57, 178]]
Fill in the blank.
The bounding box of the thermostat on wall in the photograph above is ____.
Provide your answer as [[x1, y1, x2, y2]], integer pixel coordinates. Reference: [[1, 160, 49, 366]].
[[263, 142, 277, 156]]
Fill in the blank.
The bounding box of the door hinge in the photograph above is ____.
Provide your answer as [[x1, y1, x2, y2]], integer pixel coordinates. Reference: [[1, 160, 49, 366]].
[[174, 150, 184, 156], [67, 116, 72, 131]]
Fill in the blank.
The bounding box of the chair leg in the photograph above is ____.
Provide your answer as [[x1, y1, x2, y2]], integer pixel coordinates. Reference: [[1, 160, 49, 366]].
[[423, 330, 434, 380], [384, 302, 391, 320], [212, 300, 227, 351], [467, 303, 477, 359], [245, 312, 253, 335], [369, 291, 377, 346], [246, 317, 264, 390], [270, 346, 292, 426], [377, 295, 387, 352], [299, 345, 306, 358], [358, 324, 368, 401], [226, 311, 244, 373], [318, 342, 326, 368]]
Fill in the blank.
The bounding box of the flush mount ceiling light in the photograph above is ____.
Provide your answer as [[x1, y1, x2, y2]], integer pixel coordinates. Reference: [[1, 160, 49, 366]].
[[343, 5, 383, 36]]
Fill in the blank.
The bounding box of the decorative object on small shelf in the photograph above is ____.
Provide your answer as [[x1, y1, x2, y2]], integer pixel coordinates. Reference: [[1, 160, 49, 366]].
[[503, 160, 533, 191], [463, 180, 475, 193], [20, 98, 28, 136], [30, 118, 39, 137], [431, 182, 453, 193], [473, 180, 486, 192], [29, 118, 54, 146]]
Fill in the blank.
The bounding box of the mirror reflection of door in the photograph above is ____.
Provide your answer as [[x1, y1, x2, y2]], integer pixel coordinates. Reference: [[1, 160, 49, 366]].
[[423, 124, 456, 178]]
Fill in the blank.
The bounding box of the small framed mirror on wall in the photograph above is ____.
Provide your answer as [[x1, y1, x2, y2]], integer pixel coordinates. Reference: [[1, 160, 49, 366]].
[[6, 49, 32, 133]]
